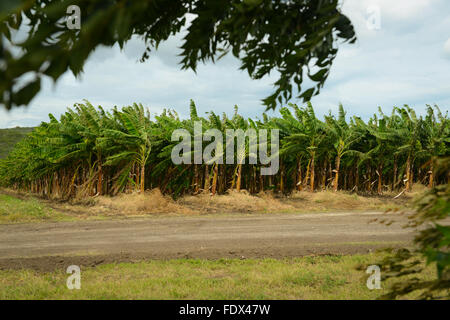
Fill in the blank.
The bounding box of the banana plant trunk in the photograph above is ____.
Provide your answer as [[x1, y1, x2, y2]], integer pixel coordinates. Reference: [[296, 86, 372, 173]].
[[259, 171, 264, 192], [97, 154, 103, 195], [392, 156, 397, 191], [253, 166, 257, 194], [310, 153, 315, 192], [211, 163, 218, 195], [321, 160, 327, 190], [333, 155, 341, 192], [406, 154, 412, 192], [428, 163, 434, 188], [194, 165, 200, 194], [304, 159, 311, 189], [236, 164, 242, 191], [140, 162, 145, 193], [377, 164, 383, 194], [204, 165, 210, 192], [297, 159, 302, 191]]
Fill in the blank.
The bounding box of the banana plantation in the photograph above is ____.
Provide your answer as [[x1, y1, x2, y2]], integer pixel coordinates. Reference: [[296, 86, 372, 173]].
[[0, 101, 448, 199]]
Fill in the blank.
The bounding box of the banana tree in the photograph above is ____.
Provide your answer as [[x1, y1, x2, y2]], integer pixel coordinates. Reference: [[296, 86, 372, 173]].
[[99, 103, 152, 194], [325, 104, 360, 191]]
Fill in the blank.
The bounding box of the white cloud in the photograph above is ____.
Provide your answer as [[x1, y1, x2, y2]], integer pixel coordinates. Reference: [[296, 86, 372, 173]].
[[2, 0, 450, 127], [368, 0, 434, 19], [343, 0, 437, 20], [444, 38, 450, 59]]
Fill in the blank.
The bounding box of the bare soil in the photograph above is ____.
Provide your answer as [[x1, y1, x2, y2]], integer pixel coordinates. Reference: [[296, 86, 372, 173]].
[[0, 211, 418, 272]]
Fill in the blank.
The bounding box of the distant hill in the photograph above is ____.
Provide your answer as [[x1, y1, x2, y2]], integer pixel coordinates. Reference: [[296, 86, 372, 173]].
[[0, 127, 34, 158]]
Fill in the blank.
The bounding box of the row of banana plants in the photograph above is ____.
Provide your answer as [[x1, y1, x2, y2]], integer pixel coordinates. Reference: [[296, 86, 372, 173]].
[[0, 100, 448, 198]]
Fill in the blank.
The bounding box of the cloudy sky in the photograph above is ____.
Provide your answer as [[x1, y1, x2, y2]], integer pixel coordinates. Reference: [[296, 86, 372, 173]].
[[1, 0, 449, 128]]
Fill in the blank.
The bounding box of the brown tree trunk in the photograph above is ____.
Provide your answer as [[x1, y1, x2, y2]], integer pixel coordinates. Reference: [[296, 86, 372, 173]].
[[428, 163, 434, 188], [296, 158, 302, 191], [135, 163, 139, 192], [97, 156, 103, 195], [253, 166, 257, 194], [280, 161, 284, 193], [236, 164, 242, 191], [194, 165, 200, 194], [218, 165, 225, 194], [211, 164, 218, 195], [348, 168, 353, 190], [392, 156, 397, 191], [377, 164, 383, 194], [259, 169, 264, 192], [140, 162, 145, 193], [321, 167, 326, 190], [204, 164, 210, 192], [333, 155, 341, 192], [304, 159, 311, 189], [405, 154, 411, 192], [328, 161, 333, 187], [310, 153, 315, 192], [321, 160, 327, 190]]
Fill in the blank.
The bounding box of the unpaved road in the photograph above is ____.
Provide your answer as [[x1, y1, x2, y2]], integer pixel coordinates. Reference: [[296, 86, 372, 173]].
[[0, 211, 417, 271]]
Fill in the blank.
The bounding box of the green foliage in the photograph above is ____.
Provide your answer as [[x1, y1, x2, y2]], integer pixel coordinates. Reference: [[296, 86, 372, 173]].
[[377, 157, 450, 299], [0, 101, 448, 199], [0, 0, 355, 110], [0, 126, 34, 158]]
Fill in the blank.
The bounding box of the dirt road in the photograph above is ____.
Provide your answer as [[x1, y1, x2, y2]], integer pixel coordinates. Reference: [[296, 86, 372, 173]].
[[0, 211, 416, 271]]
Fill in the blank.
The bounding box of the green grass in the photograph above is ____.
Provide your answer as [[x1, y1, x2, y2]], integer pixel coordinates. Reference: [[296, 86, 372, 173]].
[[0, 194, 71, 223], [0, 253, 436, 299], [0, 127, 34, 158]]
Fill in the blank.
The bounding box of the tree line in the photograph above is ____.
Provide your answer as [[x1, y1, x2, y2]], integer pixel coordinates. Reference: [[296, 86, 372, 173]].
[[0, 101, 448, 199]]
